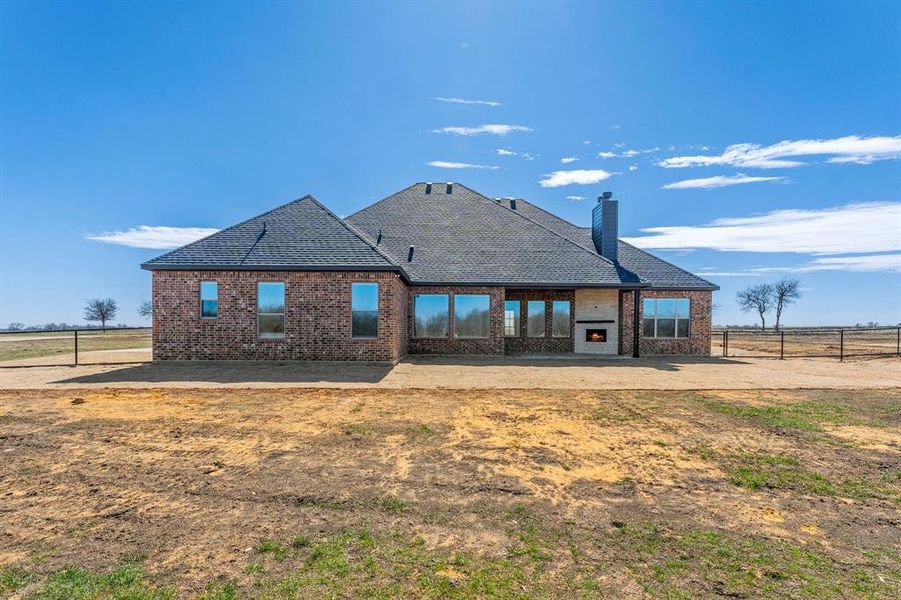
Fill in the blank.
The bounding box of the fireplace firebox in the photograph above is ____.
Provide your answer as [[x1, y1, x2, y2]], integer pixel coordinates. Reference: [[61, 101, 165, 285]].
[[585, 328, 607, 343]]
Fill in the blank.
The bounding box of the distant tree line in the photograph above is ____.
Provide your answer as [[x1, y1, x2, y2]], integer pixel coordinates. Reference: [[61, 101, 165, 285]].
[[3, 297, 153, 332]]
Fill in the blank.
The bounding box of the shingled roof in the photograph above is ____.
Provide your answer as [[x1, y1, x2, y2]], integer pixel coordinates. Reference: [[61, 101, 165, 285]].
[[345, 183, 638, 287], [492, 195, 718, 290], [143, 182, 717, 291], [141, 195, 398, 271]]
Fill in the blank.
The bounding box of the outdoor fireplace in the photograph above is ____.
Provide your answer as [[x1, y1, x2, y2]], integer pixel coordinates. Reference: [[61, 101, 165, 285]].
[[585, 328, 607, 343]]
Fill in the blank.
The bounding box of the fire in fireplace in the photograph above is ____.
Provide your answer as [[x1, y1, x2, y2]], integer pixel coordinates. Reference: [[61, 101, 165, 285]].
[[585, 328, 607, 343]]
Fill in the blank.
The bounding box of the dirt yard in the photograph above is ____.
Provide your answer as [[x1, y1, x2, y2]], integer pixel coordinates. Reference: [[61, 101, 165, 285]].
[[1, 388, 898, 598]]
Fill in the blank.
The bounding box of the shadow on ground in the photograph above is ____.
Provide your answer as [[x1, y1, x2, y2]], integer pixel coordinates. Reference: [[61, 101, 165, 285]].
[[50, 355, 750, 386]]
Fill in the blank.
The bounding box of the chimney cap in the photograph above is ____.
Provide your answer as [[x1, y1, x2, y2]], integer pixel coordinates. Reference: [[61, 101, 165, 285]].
[[599, 191, 613, 202]]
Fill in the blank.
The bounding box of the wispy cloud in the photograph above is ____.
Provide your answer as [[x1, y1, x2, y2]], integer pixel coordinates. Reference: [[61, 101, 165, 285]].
[[565, 195, 587, 201], [658, 135, 901, 169], [496, 148, 535, 160], [698, 253, 901, 276], [433, 97, 501, 107], [662, 173, 786, 189], [624, 202, 901, 255], [628, 165, 639, 172], [432, 124, 532, 136], [539, 169, 614, 188], [87, 226, 218, 249], [560, 157, 578, 164], [597, 147, 659, 159], [426, 160, 499, 170]]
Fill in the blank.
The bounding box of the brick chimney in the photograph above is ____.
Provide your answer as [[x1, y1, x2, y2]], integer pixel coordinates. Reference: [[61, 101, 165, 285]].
[[591, 191, 618, 262]]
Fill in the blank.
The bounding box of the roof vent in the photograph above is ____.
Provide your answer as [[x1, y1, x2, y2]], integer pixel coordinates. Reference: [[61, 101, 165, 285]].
[[377, 229, 382, 245], [407, 245, 415, 262], [510, 199, 517, 210], [446, 183, 453, 194], [425, 183, 432, 194]]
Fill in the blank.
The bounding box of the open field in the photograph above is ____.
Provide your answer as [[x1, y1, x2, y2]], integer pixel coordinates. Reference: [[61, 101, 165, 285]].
[[0, 330, 151, 365], [1, 387, 899, 598], [712, 329, 899, 359]]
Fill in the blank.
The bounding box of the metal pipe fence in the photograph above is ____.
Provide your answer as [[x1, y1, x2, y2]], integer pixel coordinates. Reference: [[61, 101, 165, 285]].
[[712, 326, 901, 360], [0, 327, 152, 368]]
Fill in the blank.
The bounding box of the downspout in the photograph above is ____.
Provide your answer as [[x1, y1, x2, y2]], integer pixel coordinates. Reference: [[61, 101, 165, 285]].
[[632, 289, 640, 358]]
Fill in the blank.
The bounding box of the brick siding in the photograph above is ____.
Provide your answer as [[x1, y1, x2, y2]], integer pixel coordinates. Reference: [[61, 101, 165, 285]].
[[503, 289, 575, 354], [152, 270, 407, 361], [620, 289, 712, 356], [407, 286, 505, 355]]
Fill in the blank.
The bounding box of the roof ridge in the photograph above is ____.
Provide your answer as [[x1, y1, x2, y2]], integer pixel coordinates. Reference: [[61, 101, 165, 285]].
[[141, 194, 318, 268], [302, 195, 407, 276], [452, 182, 624, 271]]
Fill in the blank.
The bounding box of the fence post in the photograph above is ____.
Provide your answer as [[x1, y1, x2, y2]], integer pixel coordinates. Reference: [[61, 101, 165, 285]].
[[897, 327, 900, 356], [780, 330, 784, 360], [839, 329, 844, 362], [722, 330, 727, 357], [74, 330, 79, 366], [725, 330, 729, 357]]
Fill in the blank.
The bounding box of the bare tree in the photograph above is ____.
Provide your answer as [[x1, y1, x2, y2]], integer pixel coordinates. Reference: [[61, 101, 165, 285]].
[[772, 277, 802, 331], [7, 322, 25, 331], [736, 283, 774, 331], [84, 298, 118, 332], [138, 301, 153, 319]]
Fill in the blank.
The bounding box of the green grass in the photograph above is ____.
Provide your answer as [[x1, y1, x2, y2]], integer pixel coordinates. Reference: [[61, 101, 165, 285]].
[[613, 522, 900, 599], [378, 495, 411, 514], [195, 579, 239, 600], [257, 539, 291, 562], [702, 398, 871, 432], [1, 564, 33, 594], [711, 451, 900, 503], [28, 561, 174, 600]]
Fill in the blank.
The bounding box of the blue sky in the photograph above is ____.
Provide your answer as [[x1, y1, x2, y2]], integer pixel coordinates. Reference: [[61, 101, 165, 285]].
[[1, 0, 899, 327]]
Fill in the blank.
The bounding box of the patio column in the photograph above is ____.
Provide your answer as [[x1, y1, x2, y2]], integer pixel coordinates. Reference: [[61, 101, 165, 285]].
[[632, 289, 640, 358]]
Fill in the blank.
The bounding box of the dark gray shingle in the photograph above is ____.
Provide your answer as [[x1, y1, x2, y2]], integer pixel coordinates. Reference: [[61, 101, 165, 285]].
[[142, 196, 398, 271]]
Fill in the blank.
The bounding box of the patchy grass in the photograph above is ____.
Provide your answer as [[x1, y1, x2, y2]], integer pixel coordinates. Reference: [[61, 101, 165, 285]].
[[378, 495, 411, 514], [612, 521, 901, 599], [1, 564, 33, 594], [702, 398, 871, 431], [28, 561, 173, 600]]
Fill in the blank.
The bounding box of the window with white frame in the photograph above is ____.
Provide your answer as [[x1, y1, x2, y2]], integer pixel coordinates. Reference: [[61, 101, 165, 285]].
[[258, 282, 285, 338], [200, 281, 218, 318], [351, 282, 378, 338], [504, 300, 520, 337], [455, 294, 490, 338], [643, 298, 690, 338]]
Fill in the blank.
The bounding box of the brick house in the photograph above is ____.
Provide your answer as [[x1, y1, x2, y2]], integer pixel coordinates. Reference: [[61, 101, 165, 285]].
[[143, 183, 718, 361]]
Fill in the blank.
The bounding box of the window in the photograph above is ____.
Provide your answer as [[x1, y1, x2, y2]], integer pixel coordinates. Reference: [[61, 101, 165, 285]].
[[552, 300, 571, 337], [351, 283, 378, 338], [455, 294, 490, 338], [643, 297, 690, 338], [258, 282, 285, 338], [200, 281, 218, 318], [504, 300, 520, 337], [527, 300, 545, 337], [414, 294, 449, 338]]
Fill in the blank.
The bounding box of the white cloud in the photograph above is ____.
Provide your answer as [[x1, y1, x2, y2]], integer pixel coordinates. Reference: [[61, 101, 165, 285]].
[[560, 157, 578, 164], [629, 165, 639, 172], [658, 135, 901, 169], [624, 202, 901, 255], [610, 125, 621, 130], [426, 160, 499, 170], [583, 140, 592, 145], [496, 149, 516, 156], [496, 149, 535, 160], [432, 124, 532, 136], [597, 151, 617, 159], [87, 226, 219, 249], [565, 195, 587, 201], [598, 147, 659, 159], [698, 253, 901, 276], [662, 174, 786, 189], [433, 97, 501, 107], [539, 169, 614, 188]]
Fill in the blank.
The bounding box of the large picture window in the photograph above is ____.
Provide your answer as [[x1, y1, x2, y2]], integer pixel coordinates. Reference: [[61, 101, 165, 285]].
[[414, 294, 449, 338], [258, 282, 285, 338], [643, 298, 690, 338], [351, 282, 378, 338], [504, 300, 520, 337], [200, 281, 218, 318], [455, 294, 490, 338], [527, 300, 545, 337], [551, 300, 571, 338]]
